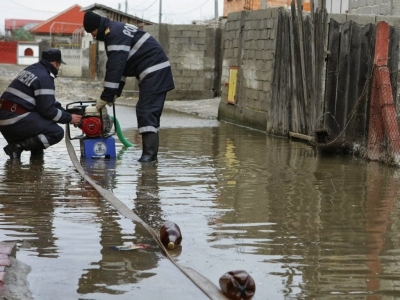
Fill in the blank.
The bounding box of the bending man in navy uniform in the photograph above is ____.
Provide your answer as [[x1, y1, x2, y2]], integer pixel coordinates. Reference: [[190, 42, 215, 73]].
[[83, 11, 175, 163], [0, 49, 82, 159]]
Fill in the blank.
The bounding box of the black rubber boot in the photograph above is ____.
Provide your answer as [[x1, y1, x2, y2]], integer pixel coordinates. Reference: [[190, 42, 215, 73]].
[[3, 143, 23, 159], [30, 148, 44, 156], [4, 137, 44, 159], [30, 148, 45, 163], [138, 132, 159, 162]]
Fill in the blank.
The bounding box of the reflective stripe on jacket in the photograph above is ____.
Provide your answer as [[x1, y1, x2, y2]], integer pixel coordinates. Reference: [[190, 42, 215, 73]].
[[0, 60, 72, 125], [97, 17, 175, 102]]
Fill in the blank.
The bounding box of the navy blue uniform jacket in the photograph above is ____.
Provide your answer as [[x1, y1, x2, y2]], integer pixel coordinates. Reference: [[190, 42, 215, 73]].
[[0, 60, 72, 136], [96, 17, 175, 103]]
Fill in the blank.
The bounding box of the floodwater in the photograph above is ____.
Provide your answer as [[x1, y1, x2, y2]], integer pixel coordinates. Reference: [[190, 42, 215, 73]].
[[1, 83, 400, 299]]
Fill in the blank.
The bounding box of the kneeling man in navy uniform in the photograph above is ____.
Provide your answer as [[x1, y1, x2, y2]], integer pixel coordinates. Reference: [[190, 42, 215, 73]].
[[0, 49, 82, 159]]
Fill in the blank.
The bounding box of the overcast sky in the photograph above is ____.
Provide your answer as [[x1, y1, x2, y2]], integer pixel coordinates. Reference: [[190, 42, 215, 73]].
[[0, 0, 348, 33], [0, 0, 223, 33]]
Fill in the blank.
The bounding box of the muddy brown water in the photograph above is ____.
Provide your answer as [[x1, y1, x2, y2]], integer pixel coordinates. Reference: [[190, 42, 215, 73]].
[[1, 65, 400, 299]]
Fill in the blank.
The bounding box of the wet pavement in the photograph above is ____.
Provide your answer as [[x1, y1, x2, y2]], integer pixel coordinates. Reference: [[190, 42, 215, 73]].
[[2, 64, 400, 299]]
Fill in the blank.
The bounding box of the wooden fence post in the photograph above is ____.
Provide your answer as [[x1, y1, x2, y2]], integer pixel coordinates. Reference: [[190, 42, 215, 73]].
[[295, 0, 310, 133]]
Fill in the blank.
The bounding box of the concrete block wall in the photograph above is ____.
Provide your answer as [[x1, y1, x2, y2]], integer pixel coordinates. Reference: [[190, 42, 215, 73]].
[[220, 11, 242, 99], [240, 8, 277, 113], [144, 24, 221, 100], [349, 0, 397, 15], [329, 12, 400, 26], [219, 8, 400, 134], [219, 8, 279, 131]]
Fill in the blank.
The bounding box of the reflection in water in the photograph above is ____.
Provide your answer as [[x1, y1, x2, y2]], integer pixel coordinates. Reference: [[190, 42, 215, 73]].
[[134, 163, 163, 230], [2, 109, 400, 298], [0, 160, 57, 257], [364, 163, 398, 297], [78, 157, 161, 295], [141, 124, 400, 299], [76, 204, 160, 295], [82, 158, 118, 190]]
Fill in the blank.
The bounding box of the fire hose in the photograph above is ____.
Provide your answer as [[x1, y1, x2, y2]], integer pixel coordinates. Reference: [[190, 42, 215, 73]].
[[64, 125, 227, 299]]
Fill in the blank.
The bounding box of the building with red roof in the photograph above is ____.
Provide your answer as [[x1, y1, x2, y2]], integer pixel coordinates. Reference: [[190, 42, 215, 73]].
[[0, 3, 155, 76], [29, 4, 85, 47], [5, 19, 44, 31], [30, 4, 84, 36], [4, 19, 44, 40]]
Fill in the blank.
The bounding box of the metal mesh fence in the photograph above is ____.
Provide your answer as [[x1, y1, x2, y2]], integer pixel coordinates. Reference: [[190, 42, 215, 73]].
[[367, 66, 400, 165], [312, 66, 400, 166]]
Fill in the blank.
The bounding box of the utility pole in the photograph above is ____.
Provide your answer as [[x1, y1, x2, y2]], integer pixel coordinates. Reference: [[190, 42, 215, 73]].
[[215, 0, 218, 20], [159, 0, 162, 23], [125, 0, 128, 13]]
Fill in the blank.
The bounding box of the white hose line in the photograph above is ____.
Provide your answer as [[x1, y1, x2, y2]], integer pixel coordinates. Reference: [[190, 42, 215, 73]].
[[64, 129, 228, 300]]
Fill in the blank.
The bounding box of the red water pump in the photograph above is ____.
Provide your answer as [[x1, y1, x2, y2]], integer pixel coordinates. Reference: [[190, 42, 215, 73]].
[[66, 101, 115, 140], [78, 106, 104, 138], [66, 100, 117, 159]]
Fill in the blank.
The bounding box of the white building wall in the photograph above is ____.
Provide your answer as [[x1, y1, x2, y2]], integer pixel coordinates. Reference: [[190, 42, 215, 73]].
[[17, 43, 39, 65]]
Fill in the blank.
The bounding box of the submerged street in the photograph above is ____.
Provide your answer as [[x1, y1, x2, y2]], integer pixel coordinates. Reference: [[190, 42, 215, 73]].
[[1, 64, 400, 299]]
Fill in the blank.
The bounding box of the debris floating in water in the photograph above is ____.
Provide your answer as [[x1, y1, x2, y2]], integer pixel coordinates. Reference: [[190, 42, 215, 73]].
[[160, 221, 182, 250], [111, 243, 150, 251], [219, 270, 256, 300]]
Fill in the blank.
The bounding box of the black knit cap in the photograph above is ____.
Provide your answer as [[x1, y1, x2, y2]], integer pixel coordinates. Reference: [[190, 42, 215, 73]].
[[42, 49, 66, 64], [83, 11, 101, 33]]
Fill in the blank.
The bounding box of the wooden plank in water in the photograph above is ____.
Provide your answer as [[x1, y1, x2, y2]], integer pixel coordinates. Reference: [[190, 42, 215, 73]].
[[289, 131, 315, 142]]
